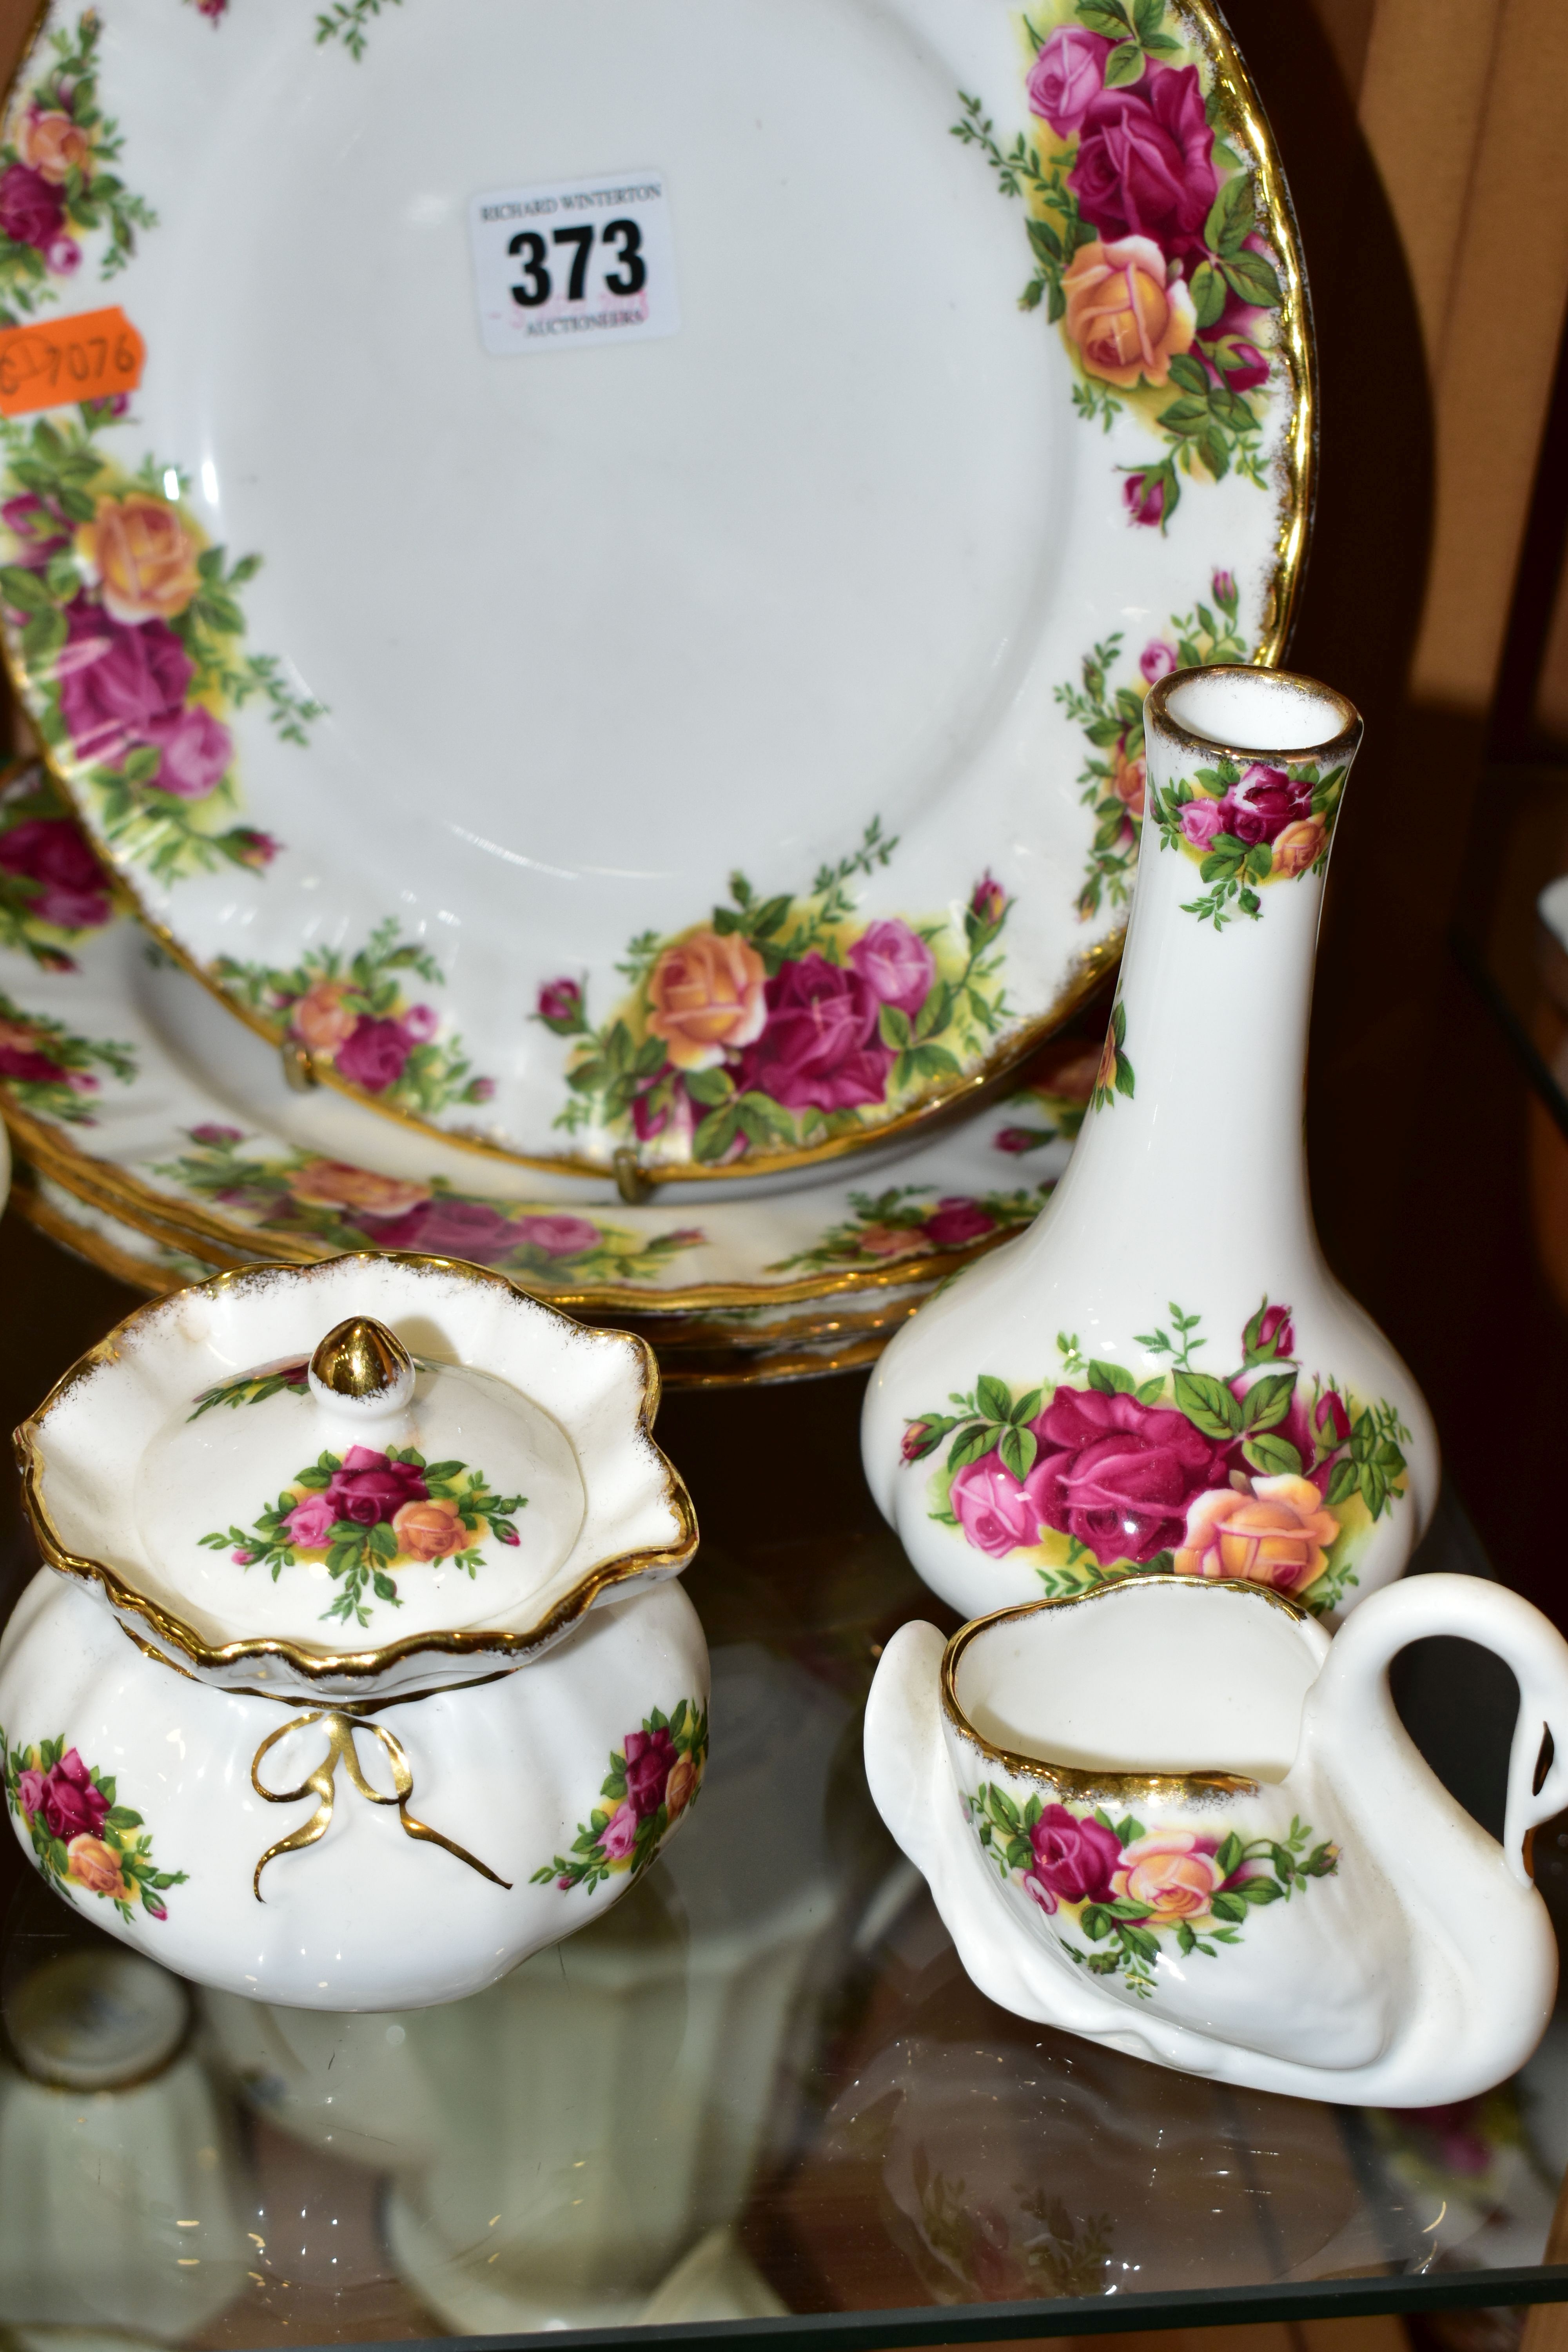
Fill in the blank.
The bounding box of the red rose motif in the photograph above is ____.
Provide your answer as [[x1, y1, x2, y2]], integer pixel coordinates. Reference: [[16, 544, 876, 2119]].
[[1122, 469, 1169, 528], [37, 1748, 109, 1842], [1030, 1384, 1227, 1566], [623, 1726, 677, 1818], [922, 1197, 996, 1247], [1218, 762, 1314, 848], [735, 952, 893, 1112], [334, 1015, 414, 1092], [323, 1444, 428, 1528], [0, 817, 111, 931], [1024, 1803, 1122, 1911], [0, 162, 64, 252], [56, 603, 193, 767], [1069, 64, 1218, 258]]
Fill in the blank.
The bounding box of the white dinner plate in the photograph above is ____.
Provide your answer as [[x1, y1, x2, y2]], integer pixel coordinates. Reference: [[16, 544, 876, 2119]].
[[0, 0, 1308, 1184]]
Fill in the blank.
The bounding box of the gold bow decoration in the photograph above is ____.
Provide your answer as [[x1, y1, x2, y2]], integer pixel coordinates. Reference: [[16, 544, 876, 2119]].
[[250, 1711, 512, 1902]]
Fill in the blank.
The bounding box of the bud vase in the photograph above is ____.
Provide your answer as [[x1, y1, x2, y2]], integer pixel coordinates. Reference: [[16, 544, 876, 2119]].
[[861, 665, 1439, 1624]]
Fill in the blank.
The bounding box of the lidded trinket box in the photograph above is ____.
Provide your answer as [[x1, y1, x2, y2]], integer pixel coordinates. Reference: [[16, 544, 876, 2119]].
[[0, 1254, 708, 2009]]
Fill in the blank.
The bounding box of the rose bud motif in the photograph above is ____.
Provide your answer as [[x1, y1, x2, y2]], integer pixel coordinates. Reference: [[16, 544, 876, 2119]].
[[535, 977, 584, 1033], [1211, 570, 1238, 611], [664, 1753, 699, 1820], [1315, 1389, 1352, 1446], [969, 875, 1008, 932], [1122, 470, 1168, 529]]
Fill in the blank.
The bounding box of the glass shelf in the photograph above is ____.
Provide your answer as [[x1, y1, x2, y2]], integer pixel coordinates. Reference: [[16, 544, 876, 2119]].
[[1, 1249, 1567, 2348]]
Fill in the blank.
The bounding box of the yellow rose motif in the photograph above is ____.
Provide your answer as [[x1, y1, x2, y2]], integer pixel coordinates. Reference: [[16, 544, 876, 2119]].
[[1109, 740, 1146, 818], [1174, 1474, 1340, 1595], [664, 1752, 699, 1820], [1271, 816, 1327, 880], [1063, 235, 1198, 389], [18, 107, 92, 186], [290, 978, 359, 1054], [286, 1159, 432, 1215], [1113, 1831, 1227, 1922], [76, 492, 201, 625], [390, 1496, 466, 1562], [646, 929, 768, 1071], [66, 1833, 128, 1901]]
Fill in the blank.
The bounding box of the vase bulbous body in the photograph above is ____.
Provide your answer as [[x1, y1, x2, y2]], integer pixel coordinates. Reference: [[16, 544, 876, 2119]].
[[862, 666, 1439, 1624]]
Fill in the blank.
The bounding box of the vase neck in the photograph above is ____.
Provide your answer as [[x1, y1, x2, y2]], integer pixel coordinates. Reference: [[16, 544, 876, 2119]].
[[1049, 802, 1328, 1241]]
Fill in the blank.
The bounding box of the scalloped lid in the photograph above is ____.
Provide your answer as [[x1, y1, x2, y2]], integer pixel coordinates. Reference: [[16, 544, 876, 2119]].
[[133, 1318, 586, 1643]]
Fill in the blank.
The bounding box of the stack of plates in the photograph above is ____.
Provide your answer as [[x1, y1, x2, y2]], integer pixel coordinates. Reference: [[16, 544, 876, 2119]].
[[0, 0, 1310, 1380]]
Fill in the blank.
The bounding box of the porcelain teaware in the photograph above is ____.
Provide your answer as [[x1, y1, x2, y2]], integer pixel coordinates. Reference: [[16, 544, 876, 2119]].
[[14, 1252, 698, 1695], [864, 1572, 1568, 2103], [862, 667, 1439, 1625], [0, 1563, 710, 2008], [1, 1253, 709, 2007]]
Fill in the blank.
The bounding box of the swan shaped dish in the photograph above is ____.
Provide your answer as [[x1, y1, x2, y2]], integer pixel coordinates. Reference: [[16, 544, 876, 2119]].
[[864, 1572, 1568, 2103]]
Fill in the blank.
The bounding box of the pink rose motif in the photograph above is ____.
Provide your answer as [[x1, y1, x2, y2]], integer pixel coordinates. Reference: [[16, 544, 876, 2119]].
[[1023, 1803, 1122, 1912], [230, 1548, 253, 1566], [142, 705, 233, 800], [284, 1491, 338, 1549], [624, 1725, 677, 1818], [1069, 64, 1218, 258], [45, 232, 80, 276], [510, 1212, 601, 1257], [324, 1444, 428, 1528], [600, 1801, 639, 1861], [1026, 25, 1113, 136], [0, 162, 64, 252], [1179, 797, 1225, 851], [403, 1003, 438, 1043], [0, 817, 112, 931], [1031, 1385, 1226, 1566], [923, 1197, 996, 1247], [1220, 762, 1314, 848], [1122, 469, 1168, 529], [15, 1766, 45, 1818], [38, 1748, 109, 1843], [334, 1015, 414, 1093], [735, 952, 893, 1113], [1140, 641, 1178, 683], [848, 918, 935, 1021], [949, 1452, 1053, 1558], [56, 604, 192, 767]]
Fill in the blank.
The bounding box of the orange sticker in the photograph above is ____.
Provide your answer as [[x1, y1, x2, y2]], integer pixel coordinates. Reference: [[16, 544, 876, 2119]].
[[0, 305, 145, 417]]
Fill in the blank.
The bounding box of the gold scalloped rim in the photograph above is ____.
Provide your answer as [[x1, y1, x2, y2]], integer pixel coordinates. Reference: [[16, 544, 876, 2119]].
[[13, 1251, 700, 1684], [940, 1576, 1317, 1804]]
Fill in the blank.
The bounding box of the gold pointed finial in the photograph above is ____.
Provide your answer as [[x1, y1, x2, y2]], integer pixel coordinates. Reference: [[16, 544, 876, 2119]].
[[309, 1317, 412, 1401]]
